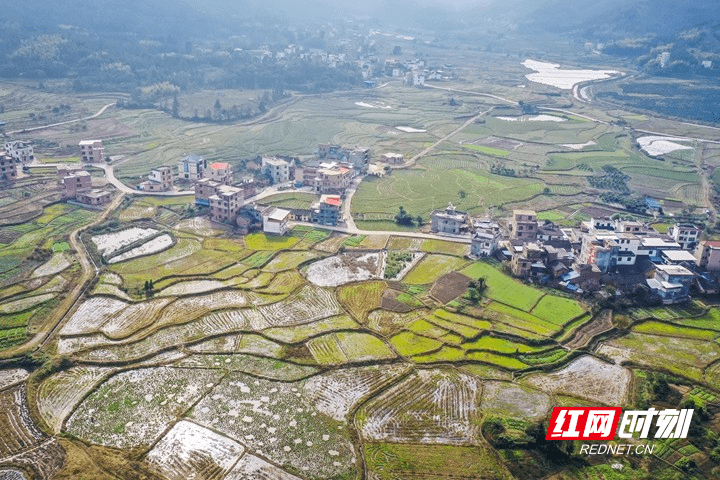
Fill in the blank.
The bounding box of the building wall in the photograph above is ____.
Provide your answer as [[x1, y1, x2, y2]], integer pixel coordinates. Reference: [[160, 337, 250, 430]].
[[0, 154, 18, 183]]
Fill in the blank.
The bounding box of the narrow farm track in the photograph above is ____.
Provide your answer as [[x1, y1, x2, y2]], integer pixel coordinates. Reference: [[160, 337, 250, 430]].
[[0, 193, 125, 360], [6, 103, 116, 136]]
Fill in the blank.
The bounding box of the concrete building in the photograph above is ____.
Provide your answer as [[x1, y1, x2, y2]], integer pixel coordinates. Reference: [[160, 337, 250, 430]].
[[299, 161, 354, 195], [667, 223, 700, 250], [178, 154, 206, 181], [76, 190, 112, 206], [312, 195, 342, 226], [79, 140, 105, 163], [4, 141, 34, 163], [431, 203, 468, 234], [62, 171, 92, 198], [317, 144, 342, 159], [262, 156, 291, 184], [204, 162, 233, 185], [511, 242, 545, 278], [471, 219, 502, 257], [0, 153, 19, 184], [695, 241, 720, 271], [510, 210, 537, 241], [205, 184, 244, 224], [646, 264, 694, 304], [347, 148, 370, 171], [381, 153, 404, 165], [263, 207, 290, 235], [139, 166, 174, 192]]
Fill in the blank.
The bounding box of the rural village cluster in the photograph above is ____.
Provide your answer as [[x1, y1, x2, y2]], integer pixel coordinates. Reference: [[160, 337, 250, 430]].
[[3, 137, 719, 304]]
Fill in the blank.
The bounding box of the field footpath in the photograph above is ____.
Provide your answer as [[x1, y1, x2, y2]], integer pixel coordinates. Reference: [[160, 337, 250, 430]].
[[289, 220, 472, 244], [0, 192, 126, 360], [6, 103, 116, 136]]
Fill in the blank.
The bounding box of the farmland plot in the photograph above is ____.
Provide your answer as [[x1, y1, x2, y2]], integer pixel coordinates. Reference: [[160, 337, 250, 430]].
[[305, 252, 383, 287], [91, 228, 158, 257], [31, 253, 70, 278], [358, 369, 481, 444], [0, 293, 56, 314], [481, 381, 551, 421], [523, 355, 630, 406], [60, 296, 130, 336], [262, 315, 360, 343], [107, 234, 174, 263], [0, 369, 28, 391], [78, 309, 264, 362], [258, 285, 342, 327], [152, 291, 252, 331], [0, 386, 45, 458], [145, 420, 245, 480], [177, 354, 318, 381], [36, 366, 113, 433], [304, 364, 410, 421], [224, 454, 302, 480], [158, 279, 226, 296], [190, 372, 357, 479], [66, 367, 222, 448]]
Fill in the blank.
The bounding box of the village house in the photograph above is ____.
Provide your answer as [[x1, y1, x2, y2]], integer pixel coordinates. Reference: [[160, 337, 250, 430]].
[[263, 207, 290, 235], [470, 219, 502, 257], [311, 195, 342, 226], [139, 166, 174, 192], [196, 180, 245, 225], [431, 203, 468, 235], [0, 153, 19, 184], [204, 162, 233, 185], [178, 154, 206, 181], [79, 140, 105, 163], [4, 141, 34, 163], [61, 171, 92, 198], [667, 223, 700, 250], [262, 156, 291, 184], [381, 152, 404, 165], [509, 209, 537, 241], [646, 264, 694, 304], [76, 190, 112, 206], [346, 148, 370, 172], [298, 160, 354, 195], [695, 241, 720, 271]]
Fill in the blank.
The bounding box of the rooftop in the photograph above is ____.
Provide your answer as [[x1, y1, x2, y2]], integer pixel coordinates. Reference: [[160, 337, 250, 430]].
[[210, 162, 229, 170], [267, 207, 291, 221], [321, 195, 342, 206], [703, 241, 720, 248], [79, 140, 102, 146], [655, 264, 694, 276], [514, 209, 536, 217], [662, 250, 697, 262], [642, 238, 681, 248]]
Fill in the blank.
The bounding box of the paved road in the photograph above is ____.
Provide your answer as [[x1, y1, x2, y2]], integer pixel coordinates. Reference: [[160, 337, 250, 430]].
[[6, 103, 115, 136]]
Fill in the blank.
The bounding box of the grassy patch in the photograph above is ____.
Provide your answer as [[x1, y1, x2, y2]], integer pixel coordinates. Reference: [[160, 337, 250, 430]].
[[389, 331, 443, 357], [420, 239, 469, 256], [244, 233, 299, 251], [632, 321, 717, 340], [462, 144, 510, 156], [364, 443, 512, 480], [334, 332, 396, 361], [342, 235, 366, 247], [465, 351, 528, 370], [403, 255, 467, 285], [530, 295, 586, 326], [461, 262, 543, 312]]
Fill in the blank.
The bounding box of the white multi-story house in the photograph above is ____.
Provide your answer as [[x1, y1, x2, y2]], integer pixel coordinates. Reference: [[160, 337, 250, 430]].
[[262, 156, 291, 184], [667, 223, 700, 250], [178, 154, 206, 181], [4, 141, 34, 163], [471, 219, 502, 257], [139, 166, 174, 192]]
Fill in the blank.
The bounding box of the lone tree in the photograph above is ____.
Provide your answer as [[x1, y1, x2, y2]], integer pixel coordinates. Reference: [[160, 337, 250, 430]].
[[395, 206, 414, 226]]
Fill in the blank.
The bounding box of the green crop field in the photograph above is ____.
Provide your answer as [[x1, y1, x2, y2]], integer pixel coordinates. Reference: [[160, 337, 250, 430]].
[[403, 255, 467, 284], [530, 295, 586, 326], [460, 262, 544, 311], [244, 233, 300, 250]]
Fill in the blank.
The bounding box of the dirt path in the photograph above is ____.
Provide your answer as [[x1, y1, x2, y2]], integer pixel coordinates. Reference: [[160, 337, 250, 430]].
[[6, 103, 115, 136], [0, 193, 125, 359]]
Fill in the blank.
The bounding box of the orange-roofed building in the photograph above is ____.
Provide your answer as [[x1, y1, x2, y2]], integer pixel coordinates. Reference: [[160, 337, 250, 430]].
[[312, 195, 342, 226], [203, 161, 233, 185]]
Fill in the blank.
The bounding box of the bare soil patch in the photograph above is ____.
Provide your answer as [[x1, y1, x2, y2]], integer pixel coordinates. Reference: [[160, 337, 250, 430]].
[[430, 272, 471, 304]]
